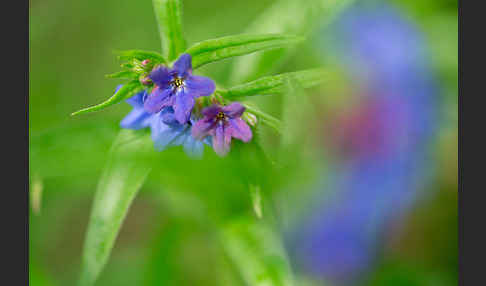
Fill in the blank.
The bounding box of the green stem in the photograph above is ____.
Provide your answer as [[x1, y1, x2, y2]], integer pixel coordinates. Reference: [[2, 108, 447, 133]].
[[152, 0, 187, 61]]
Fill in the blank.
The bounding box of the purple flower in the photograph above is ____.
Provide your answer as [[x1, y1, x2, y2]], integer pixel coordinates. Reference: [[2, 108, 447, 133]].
[[120, 86, 208, 158], [144, 53, 215, 124], [192, 103, 252, 157]]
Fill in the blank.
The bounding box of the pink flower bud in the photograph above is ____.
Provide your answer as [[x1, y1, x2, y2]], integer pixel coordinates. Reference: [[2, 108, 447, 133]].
[[140, 76, 152, 85]]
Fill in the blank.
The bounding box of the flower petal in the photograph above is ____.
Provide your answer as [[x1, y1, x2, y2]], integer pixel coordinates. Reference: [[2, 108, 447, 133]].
[[184, 75, 215, 98], [201, 105, 223, 117], [222, 102, 245, 118], [212, 123, 231, 157], [173, 53, 192, 77], [183, 136, 205, 159], [170, 126, 190, 147], [191, 118, 216, 140], [120, 108, 152, 130], [158, 107, 179, 125], [125, 90, 147, 108], [144, 86, 174, 113], [173, 89, 195, 124], [228, 118, 252, 142], [148, 65, 173, 87], [150, 115, 185, 151]]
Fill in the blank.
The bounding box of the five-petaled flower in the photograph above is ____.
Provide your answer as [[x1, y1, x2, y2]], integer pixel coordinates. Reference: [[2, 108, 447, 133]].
[[192, 103, 252, 157], [144, 53, 215, 124]]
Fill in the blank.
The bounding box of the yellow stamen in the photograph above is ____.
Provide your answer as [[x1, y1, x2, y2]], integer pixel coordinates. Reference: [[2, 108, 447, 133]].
[[172, 77, 184, 88]]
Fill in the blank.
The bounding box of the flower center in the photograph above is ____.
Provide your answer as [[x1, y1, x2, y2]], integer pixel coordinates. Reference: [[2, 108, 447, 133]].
[[172, 77, 184, 89], [216, 111, 226, 122]]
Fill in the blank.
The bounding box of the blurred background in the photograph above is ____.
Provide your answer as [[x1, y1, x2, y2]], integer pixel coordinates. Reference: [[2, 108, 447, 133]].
[[30, 0, 457, 285]]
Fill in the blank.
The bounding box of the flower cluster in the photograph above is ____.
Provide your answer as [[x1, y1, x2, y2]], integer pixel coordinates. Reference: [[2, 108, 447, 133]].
[[119, 53, 253, 157]]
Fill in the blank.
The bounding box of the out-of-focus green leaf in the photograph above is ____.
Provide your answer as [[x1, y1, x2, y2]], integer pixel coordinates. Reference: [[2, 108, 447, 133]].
[[249, 185, 263, 219], [116, 49, 166, 64], [221, 218, 294, 286], [152, 0, 186, 61], [105, 70, 139, 80], [71, 80, 143, 116], [279, 80, 313, 148], [30, 260, 57, 286], [185, 34, 304, 69], [221, 69, 329, 99], [229, 0, 356, 83], [78, 130, 153, 286]]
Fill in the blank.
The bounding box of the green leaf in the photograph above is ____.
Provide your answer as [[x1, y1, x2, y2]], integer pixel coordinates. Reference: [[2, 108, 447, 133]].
[[71, 80, 143, 116], [152, 0, 186, 61], [221, 68, 329, 99], [105, 70, 138, 80], [78, 130, 153, 286], [221, 218, 294, 286], [249, 185, 263, 219], [185, 34, 304, 69], [116, 49, 166, 64], [229, 0, 356, 83]]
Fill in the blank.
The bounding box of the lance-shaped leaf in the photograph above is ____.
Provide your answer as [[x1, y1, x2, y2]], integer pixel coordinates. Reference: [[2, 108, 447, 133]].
[[78, 130, 152, 286], [152, 0, 186, 61], [221, 218, 294, 286], [71, 80, 143, 116], [229, 0, 356, 83], [185, 34, 304, 69], [220, 68, 329, 99], [115, 49, 166, 64]]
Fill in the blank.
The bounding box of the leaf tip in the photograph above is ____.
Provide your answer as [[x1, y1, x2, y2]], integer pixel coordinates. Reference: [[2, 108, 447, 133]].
[[70, 110, 84, 116]]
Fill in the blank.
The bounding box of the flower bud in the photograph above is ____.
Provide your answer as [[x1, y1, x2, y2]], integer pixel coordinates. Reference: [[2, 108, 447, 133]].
[[139, 75, 152, 85], [243, 112, 258, 126]]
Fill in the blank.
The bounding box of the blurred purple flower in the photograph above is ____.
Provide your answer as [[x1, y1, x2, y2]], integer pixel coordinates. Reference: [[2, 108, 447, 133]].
[[192, 103, 252, 157], [287, 4, 440, 283], [144, 53, 215, 124]]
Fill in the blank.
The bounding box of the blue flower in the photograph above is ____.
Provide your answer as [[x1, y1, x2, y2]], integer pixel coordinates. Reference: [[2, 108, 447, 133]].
[[144, 53, 216, 124], [150, 107, 209, 158], [119, 86, 208, 158], [119, 86, 152, 130]]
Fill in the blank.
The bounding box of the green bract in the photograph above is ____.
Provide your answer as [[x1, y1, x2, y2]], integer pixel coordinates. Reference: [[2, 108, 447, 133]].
[[116, 49, 167, 64], [71, 80, 144, 116]]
